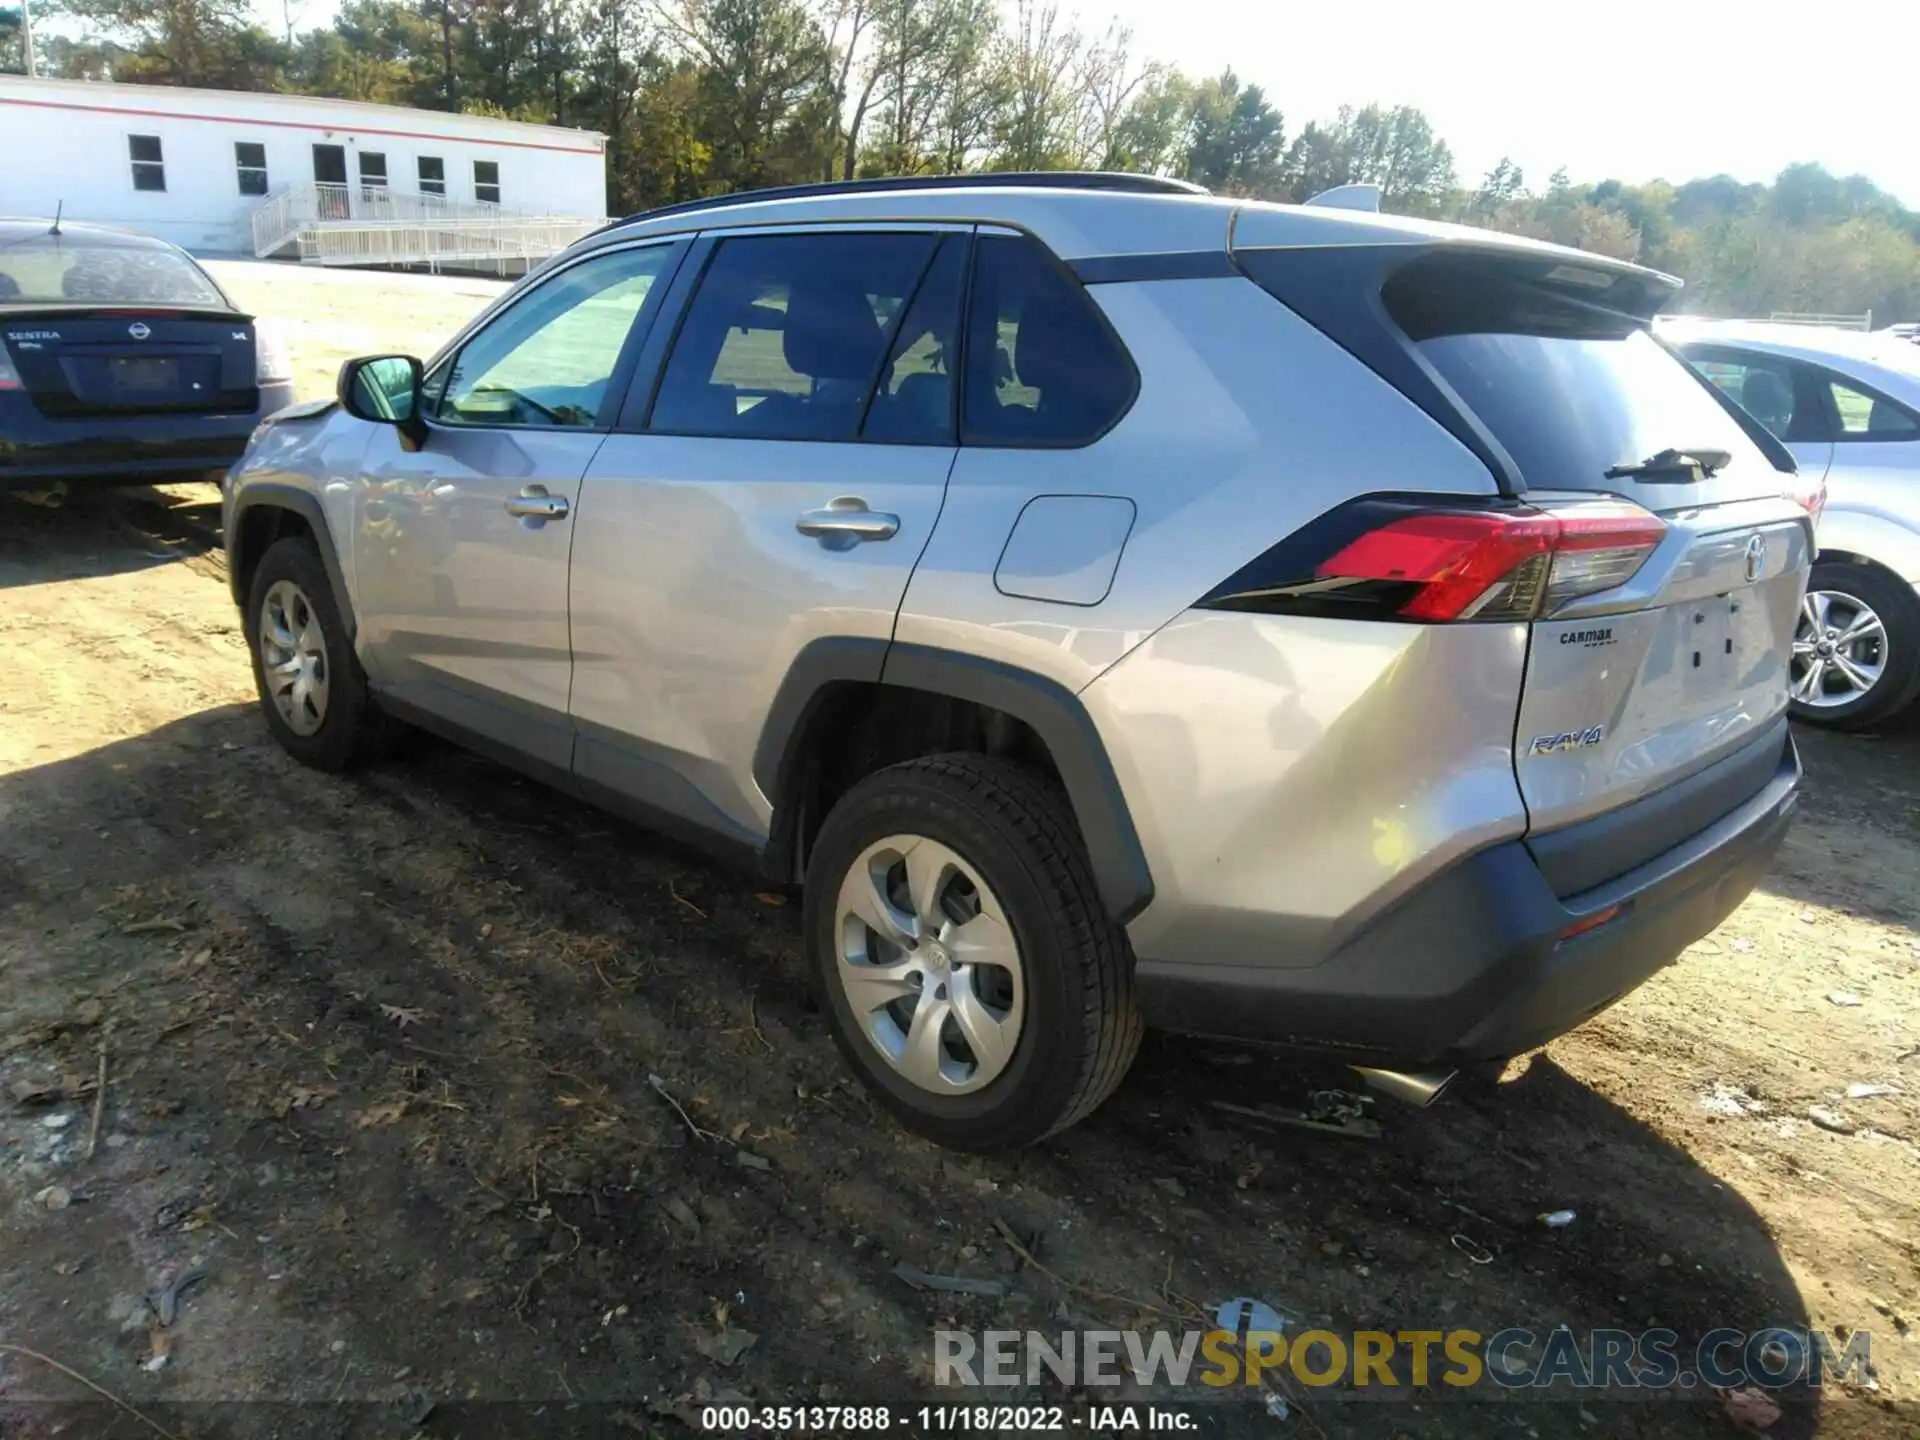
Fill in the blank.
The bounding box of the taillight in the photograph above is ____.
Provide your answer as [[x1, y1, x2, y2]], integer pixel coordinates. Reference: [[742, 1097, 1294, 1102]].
[[1540, 506, 1673, 612], [1319, 511, 1559, 620], [254, 318, 294, 386], [1201, 495, 1667, 623], [1784, 471, 1826, 527], [0, 354, 20, 390]]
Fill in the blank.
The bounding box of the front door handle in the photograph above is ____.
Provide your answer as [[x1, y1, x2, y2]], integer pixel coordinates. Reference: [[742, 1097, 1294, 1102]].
[[505, 485, 570, 523], [796, 495, 899, 549]]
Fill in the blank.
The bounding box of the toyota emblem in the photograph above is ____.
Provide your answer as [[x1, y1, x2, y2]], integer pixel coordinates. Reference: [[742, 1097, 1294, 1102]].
[[128, 322, 151, 341], [1744, 533, 1767, 583]]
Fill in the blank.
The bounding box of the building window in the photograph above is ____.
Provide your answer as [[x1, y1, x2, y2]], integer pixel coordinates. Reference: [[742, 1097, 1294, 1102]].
[[417, 156, 445, 196], [129, 135, 166, 193], [474, 160, 500, 205], [235, 141, 269, 197], [358, 151, 388, 191]]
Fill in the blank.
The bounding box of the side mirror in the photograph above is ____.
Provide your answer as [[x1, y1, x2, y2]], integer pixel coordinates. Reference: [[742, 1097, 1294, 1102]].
[[338, 354, 428, 450]]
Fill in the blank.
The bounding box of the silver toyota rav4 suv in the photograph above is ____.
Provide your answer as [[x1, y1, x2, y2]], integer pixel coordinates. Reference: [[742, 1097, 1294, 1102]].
[[225, 173, 1809, 1150]]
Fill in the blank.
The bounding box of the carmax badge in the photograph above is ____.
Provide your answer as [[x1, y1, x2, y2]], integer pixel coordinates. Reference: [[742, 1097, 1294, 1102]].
[[1529, 725, 1606, 756]]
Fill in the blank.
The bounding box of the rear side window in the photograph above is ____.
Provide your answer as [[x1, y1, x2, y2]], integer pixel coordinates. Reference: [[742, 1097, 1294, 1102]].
[[1682, 349, 1824, 443], [1383, 257, 1767, 489], [1829, 378, 1919, 440], [962, 234, 1135, 447], [649, 231, 938, 442]]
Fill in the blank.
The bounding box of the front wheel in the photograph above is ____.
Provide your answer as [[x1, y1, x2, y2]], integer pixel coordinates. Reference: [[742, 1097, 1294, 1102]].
[[1788, 561, 1920, 730], [244, 535, 404, 770], [803, 755, 1141, 1150]]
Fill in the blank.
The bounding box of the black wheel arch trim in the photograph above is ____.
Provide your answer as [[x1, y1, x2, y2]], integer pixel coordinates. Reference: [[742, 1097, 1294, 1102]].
[[226, 483, 356, 639], [753, 638, 1155, 925]]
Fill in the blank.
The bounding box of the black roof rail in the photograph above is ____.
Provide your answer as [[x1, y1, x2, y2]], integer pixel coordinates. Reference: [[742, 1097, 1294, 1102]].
[[601, 172, 1210, 234]]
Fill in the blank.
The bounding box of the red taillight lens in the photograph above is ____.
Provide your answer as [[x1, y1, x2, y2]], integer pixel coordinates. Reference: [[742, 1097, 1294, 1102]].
[[1318, 510, 1558, 620], [1317, 502, 1666, 622], [0, 355, 20, 390], [1784, 471, 1826, 526]]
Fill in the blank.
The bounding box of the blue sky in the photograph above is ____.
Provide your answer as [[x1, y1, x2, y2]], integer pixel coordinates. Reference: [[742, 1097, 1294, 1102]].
[[258, 0, 1917, 203]]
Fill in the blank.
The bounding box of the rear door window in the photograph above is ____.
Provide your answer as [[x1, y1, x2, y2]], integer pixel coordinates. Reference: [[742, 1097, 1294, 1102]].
[[961, 234, 1136, 447], [1681, 349, 1828, 443], [861, 235, 967, 445], [648, 231, 938, 442]]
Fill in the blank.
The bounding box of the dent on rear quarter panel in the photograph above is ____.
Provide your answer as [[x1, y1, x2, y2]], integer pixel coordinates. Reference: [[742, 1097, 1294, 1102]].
[[1079, 611, 1531, 971], [890, 275, 1499, 697]]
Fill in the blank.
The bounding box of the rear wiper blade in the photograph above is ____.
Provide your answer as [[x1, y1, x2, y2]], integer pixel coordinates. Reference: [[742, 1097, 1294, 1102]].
[[1604, 446, 1732, 482]]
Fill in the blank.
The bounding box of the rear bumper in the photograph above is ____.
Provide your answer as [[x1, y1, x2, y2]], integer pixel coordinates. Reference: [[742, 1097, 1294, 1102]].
[[1135, 730, 1800, 1064], [0, 381, 293, 485]]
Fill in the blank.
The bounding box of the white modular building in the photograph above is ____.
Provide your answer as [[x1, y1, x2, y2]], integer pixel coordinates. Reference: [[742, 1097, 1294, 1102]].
[[0, 76, 609, 268]]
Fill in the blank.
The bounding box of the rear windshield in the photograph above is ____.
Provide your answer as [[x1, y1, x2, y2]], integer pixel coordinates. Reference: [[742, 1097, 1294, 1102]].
[[0, 237, 226, 308], [1385, 259, 1767, 489]]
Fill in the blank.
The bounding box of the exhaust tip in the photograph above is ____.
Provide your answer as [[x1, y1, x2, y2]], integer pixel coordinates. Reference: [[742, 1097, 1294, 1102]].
[[1351, 1065, 1457, 1108]]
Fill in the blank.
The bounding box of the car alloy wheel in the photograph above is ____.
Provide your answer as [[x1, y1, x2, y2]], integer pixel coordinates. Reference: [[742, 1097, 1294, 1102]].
[[258, 578, 331, 737], [1791, 589, 1886, 708], [832, 833, 1025, 1096]]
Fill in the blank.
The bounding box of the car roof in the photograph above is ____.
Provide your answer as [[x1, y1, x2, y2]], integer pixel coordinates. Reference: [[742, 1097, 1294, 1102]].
[[0, 218, 185, 251], [1659, 317, 1920, 400], [583, 176, 1675, 285]]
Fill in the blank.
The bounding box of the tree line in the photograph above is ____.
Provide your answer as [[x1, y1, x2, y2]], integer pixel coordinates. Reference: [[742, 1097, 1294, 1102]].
[[9, 0, 1919, 323]]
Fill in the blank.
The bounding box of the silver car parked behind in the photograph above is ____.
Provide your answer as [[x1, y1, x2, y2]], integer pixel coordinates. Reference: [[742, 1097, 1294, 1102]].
[[225, 174, 1810, 1150], [1666, 318, 1920, 727]]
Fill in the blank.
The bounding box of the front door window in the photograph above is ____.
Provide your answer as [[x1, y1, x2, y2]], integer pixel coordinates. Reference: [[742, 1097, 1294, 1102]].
[[436, 244, 675, 429]]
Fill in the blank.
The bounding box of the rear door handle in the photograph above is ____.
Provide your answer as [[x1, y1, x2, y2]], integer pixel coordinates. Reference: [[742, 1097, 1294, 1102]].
[[796, 496, 899, 547], [505, 485, 570, 523]]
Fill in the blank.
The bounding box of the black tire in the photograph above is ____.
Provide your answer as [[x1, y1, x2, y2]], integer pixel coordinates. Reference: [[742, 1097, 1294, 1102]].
[[803, 754, 1142, 1151], [1789, 560, 1920, 730], [243, 535, 404, 771]]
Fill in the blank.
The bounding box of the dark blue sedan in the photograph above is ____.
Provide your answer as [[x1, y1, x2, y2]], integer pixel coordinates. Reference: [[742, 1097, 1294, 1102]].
[[0, 220, 296, 489]]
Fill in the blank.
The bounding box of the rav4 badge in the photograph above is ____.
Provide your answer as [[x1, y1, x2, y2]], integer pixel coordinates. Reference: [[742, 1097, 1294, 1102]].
[[1528, 726, 1606, 756]]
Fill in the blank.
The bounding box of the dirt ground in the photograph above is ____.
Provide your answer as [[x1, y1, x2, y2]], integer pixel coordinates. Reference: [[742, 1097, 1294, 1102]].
[[2, 266, 1918, 1439]]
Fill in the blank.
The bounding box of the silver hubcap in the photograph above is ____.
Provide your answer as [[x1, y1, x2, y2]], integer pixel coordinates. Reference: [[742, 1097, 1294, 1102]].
[[259, 580, 330, 736], [834, 834, 1025, 1096], [1791, 590, 1886, 708]]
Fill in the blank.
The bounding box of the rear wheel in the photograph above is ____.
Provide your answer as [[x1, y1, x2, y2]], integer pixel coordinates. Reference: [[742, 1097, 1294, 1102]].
[[803, 754, 1141, 1150], [1788, 561, 1920, 729], [245, 535, 403, 770]]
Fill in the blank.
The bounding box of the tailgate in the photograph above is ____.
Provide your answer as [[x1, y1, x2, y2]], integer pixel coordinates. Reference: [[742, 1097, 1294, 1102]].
[[3, 310, 259, 418], [1381, 247, 1814, 853], [1516, 500, 1810, 840]]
